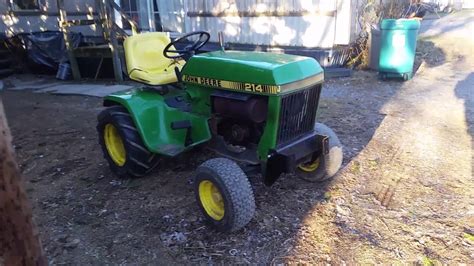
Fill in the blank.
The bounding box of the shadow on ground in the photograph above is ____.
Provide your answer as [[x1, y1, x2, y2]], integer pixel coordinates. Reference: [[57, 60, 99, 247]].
[[1, 36, 456, 264], [414, 39, 446, 74], [454, 72, 474, 138], [0, 72, 405, 264]]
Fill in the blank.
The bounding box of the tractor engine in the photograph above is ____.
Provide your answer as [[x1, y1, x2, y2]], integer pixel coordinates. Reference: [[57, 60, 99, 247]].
[[211, 91, 268, 147]]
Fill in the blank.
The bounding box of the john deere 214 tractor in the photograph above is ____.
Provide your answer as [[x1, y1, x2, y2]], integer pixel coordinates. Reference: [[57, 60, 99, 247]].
[[97, 31, 343, 232]]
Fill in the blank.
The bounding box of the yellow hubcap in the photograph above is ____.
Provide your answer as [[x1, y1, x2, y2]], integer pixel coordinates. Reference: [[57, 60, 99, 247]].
[[104, 123, 126, 166], [298, 157, 320, 172], [198, 180, 225, 221]]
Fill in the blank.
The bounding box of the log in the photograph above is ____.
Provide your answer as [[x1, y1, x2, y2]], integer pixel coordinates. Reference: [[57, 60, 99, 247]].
[[0, 99, 46, 265]]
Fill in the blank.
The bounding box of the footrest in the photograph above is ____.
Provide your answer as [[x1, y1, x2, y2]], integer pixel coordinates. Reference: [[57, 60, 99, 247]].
[[171, 120, 192, 130], [171, 120, 193, 146]]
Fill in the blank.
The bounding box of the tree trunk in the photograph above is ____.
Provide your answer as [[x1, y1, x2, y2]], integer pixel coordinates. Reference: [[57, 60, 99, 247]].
[[0, 98, 46, 265]]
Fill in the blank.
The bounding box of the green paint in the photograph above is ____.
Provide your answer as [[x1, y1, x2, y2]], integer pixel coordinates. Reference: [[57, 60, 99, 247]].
[[182, 51, 323, 160], [104, 88, 211, 156], [104, 51, 324, 162], [182, 51, 322, 86], [185, 84, 214, 116], [257, 96, 281, 160], [184, 85, 281, 161]]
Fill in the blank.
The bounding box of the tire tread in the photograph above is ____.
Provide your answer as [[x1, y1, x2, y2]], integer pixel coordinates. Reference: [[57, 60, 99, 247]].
[[296, 123, 343, 182], [197, 158, 256, 231], [97, 106, 159, 178]]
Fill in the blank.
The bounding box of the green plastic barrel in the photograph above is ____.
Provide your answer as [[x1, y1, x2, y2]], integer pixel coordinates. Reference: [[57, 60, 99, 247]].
[[378, 19, 420, 81]]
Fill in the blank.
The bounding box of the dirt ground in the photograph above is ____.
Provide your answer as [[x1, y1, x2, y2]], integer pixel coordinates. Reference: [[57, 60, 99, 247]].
[[2, 12, 473, 264]]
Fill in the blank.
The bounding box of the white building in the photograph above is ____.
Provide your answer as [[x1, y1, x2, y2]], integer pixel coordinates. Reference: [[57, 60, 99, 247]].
[[0, 0, 376, 49]]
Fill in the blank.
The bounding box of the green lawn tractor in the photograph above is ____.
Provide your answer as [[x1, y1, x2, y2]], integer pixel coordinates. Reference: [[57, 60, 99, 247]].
[[97, 31, 343, 232]]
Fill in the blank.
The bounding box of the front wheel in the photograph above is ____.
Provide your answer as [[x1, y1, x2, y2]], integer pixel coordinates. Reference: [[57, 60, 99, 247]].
[[296, 123, 343, 182], [194, 158, 255, 232]]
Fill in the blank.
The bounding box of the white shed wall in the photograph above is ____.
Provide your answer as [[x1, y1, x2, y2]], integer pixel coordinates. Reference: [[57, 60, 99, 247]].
[[1, 0, 371, 49], [158, 0, 354, 48], [0, 0, 100, 36]]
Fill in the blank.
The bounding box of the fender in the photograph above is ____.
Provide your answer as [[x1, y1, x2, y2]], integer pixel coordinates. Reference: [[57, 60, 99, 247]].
[[103, 88, 211, 156]]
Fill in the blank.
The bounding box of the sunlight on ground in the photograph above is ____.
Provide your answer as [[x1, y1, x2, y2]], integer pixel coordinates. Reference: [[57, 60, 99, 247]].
[[289, 33, 473, 263]]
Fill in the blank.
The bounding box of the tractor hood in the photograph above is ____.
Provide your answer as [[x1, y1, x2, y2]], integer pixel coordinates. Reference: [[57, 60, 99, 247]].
[[181, 51, 323, 94]]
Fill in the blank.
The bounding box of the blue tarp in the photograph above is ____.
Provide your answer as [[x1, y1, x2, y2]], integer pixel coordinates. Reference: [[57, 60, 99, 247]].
[[18, 31, 82, 69]]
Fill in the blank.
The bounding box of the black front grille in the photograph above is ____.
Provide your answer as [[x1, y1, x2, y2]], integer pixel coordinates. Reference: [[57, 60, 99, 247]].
[[277, 85, 321, 146]]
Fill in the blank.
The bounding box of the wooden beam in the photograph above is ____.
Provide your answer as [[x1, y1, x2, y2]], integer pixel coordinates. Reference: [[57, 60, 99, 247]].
[[9, 10, 99, 16], [74, 45, 116, 58], [112, 23, 129, 40], [109, 0, 139, 35], [94, 56, 105, 80], [57, 0, 81, 80], [0, 99, 47, 266], [102, 0, 123, 81], [61, 19, 101, 27], [96, 0, 109, 41]]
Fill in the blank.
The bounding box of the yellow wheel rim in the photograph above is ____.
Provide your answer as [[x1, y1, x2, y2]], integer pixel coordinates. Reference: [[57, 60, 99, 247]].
[[198, 180, 225, 221], [298, 157, 320, 172], [104, 123, 126, 166]]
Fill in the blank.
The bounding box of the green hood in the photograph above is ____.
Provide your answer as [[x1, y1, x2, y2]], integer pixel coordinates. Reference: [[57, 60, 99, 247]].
[[182, 51, 323, 86]]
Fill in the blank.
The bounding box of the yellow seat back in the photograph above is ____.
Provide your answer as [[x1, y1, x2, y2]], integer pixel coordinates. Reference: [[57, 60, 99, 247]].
[[124, 32, 181, 85]]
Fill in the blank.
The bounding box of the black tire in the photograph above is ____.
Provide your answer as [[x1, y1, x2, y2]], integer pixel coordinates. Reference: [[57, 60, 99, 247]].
[[296, 123, 343, 182], [194, 158, 255, 232], [97, 106, 159, 178]]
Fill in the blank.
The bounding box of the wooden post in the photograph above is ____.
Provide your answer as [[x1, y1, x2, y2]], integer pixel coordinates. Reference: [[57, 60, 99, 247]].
[[102, 0, 124, 82], [93, 0, 105, 40], [96, 0, 109, 42], [0, 99, 47, 265], [57, 0, 81, 80]]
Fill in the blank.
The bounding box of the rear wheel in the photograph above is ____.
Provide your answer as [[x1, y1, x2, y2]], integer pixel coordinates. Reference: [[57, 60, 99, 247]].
[[97, 106, 159, 178], [296, 123, 343, 182], [194, 158, 255, 232]]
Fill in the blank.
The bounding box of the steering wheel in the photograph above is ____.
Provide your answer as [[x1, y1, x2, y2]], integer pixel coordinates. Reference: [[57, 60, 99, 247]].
[[163, 31, 210, 59]]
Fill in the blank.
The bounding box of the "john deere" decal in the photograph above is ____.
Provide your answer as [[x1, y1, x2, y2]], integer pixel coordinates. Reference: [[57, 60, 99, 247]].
[[183, 75, 280, 94]]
